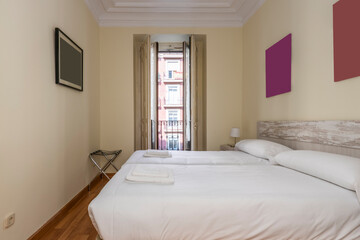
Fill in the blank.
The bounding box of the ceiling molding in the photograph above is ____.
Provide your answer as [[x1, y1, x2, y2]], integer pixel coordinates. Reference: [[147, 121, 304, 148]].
[[85, 0, 266, 27], [240, 0, 266, 25]]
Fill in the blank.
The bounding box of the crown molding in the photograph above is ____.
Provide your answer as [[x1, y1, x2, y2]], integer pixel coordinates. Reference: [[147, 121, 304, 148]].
[[98, 19, 244, 28], [240, 0, 266, 25], [85, 0, 266, 27]]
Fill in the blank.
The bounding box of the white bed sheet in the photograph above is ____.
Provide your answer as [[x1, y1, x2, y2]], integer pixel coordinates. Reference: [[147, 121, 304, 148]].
[[89, 164, 360, 240], [125, 150, 269, 165]]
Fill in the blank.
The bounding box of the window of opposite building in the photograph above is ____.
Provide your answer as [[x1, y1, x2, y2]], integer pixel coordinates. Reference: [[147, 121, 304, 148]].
[[166, 60, 180, 79], [166, 85, 180, 104], [167, 134, 179, 150], [167, 109, 180, 121]]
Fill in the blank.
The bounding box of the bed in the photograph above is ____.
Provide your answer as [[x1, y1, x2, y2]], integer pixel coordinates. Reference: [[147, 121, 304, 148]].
[[89, 121, 360, 240], [125, 149, 269, 165]]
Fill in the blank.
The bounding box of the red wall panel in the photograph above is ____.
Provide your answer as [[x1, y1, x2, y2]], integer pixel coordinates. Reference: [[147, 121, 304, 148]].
[[333, 0, 360, 82]]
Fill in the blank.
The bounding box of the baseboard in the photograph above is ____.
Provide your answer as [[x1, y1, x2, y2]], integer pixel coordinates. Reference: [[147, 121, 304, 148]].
[[28, 173, 105, 240]]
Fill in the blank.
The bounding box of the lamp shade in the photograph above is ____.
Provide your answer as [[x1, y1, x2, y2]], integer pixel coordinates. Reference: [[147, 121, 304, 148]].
[[230, 128, 240, 138]]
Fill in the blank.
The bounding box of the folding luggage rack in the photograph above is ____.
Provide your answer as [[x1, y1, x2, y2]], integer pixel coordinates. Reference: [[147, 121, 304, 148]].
[[89, 149, 122, 186]]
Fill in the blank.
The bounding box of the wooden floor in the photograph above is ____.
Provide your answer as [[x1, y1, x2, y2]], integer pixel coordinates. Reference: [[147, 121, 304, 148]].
[[38, 177, 109, 240]]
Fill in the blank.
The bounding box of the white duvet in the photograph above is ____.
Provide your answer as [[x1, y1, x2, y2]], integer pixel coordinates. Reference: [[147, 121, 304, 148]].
[[126, 150, 269, 165], [89, 164, 360, 240]]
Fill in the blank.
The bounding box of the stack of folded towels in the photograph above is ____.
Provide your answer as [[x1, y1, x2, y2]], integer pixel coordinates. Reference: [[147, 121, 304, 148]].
[[143, 150, 172, 158], [126, 165, 174, 184]]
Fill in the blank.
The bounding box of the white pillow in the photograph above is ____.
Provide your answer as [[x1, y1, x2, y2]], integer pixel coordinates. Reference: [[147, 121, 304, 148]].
[[235, 139, 292, 162], [275, 150, 360, 201]]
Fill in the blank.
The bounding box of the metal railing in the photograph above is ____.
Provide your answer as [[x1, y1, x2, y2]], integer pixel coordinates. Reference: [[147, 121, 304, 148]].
[[158, 120, 183, 150]]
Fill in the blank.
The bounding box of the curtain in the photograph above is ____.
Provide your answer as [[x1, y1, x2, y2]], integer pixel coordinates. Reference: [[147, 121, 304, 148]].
[[134, 35, 151, 150], [190, 35, 207, 151]]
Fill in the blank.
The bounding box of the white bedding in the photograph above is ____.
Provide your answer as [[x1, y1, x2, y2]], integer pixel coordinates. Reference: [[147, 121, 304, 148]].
[[125, 150, 269, 165], [89, 164, 360, 240]]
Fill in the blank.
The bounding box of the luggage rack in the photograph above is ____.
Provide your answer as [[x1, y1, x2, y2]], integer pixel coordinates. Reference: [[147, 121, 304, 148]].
[[89, 149, 122, 184]]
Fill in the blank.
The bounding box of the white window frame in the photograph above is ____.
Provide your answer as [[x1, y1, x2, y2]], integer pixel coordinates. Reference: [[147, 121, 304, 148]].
[[166, 134, 179, 150], [166, 60, 180, 78], [166, 109, 180, 121], [166, 85, 180, 104]]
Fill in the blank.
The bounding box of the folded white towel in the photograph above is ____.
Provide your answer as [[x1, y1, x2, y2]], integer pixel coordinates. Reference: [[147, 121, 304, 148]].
[[132, 165, 169, 178], [143, 150, 172, 158], [125, 166, 174, 184]]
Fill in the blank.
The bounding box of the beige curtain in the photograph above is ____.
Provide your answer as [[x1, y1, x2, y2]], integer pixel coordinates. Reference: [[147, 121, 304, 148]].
[[134, 35, 151, 150], [190, 35, 207, 151]]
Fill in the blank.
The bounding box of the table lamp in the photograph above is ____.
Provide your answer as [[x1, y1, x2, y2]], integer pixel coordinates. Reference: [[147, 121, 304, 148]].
[[230, 128, 240, 146]]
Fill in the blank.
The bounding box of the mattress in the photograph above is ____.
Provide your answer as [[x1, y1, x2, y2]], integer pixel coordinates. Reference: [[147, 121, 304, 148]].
[[125, 150, 269, 165], [88, 164, 360, 240]]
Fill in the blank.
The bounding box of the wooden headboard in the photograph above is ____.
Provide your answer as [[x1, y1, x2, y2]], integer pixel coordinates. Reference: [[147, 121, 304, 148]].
[[257, 121, 360, 158]]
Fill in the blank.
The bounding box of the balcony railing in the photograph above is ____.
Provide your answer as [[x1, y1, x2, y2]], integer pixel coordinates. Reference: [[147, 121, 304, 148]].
[[159, 120, 183, 132], [158, 120, 183, 150]]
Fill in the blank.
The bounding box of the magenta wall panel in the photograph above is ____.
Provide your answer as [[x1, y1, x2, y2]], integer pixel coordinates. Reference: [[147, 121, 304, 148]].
[[266, 34, 292, 98], [333, 0, 360, 82]]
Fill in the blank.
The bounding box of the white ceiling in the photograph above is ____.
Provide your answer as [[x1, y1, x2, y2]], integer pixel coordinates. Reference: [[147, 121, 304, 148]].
[[85, 0, 266, 27]]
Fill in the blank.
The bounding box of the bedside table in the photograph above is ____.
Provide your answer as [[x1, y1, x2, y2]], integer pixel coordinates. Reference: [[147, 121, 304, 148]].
[[220, 144, 235, 151]]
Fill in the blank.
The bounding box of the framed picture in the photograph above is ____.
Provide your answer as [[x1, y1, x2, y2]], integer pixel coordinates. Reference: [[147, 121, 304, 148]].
[[265, 34, 292, 98], [55, 28, 83, 91]]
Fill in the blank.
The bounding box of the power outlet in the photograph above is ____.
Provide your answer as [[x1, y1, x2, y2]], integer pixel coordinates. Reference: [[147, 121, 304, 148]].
[[3, 213, 15, 229]]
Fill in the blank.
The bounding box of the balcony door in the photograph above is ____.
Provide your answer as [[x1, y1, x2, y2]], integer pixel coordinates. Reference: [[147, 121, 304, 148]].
[[156, 44, 186, 151], [134, 34, 206, 151]]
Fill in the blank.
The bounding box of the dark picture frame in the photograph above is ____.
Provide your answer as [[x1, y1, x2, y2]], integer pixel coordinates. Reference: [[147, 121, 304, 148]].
[[55, 28, 83, 91]]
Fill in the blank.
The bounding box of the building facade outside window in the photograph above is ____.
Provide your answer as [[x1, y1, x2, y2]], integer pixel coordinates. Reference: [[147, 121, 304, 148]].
[[166, 85, 180, 105], [167, 134, 179, 150], [166, 60, 180, 79], [167, 109, 180, 121], [158, 53, 184, 150]]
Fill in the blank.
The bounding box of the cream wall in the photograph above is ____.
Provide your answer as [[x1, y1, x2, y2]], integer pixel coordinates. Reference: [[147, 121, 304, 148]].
[[242, 0, 360, 138], [100, 27, 243, 164], [0, 1, 100, 239], [5, 1, 353, 237]]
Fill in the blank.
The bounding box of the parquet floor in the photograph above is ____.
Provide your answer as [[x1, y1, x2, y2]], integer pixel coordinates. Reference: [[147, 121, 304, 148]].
[[38, 177, 108, 240]]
